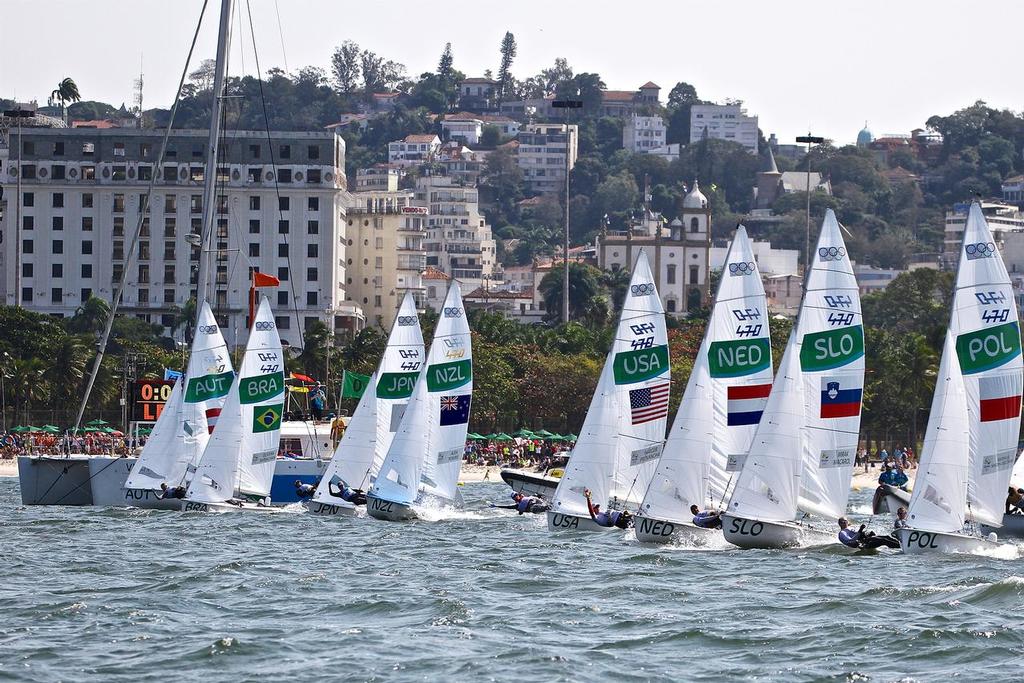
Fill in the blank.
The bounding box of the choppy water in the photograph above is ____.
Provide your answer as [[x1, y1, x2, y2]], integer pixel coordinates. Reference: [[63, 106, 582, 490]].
[[1, 478, 1023, 682]]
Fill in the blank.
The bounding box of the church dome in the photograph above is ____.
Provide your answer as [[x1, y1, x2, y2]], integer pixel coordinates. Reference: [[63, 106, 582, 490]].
[[683, 180, 707, 209], [857, 122, 873, 147]]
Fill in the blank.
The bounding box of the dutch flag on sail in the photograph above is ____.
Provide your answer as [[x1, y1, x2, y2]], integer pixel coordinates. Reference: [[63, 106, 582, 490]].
[[979, 374, 1023, 422], [820, 377, 862, 419], [727, 383, 772, 426]]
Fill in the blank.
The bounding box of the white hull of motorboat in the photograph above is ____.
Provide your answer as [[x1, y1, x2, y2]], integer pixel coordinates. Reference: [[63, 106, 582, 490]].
[[722, 514, 833, 549], [366, 494, 418, 521], [871, 484, 911, 515], [546, 510, 618, 532], [304, 498, 358, 516], [896, 527, 1007, 554], [500, 469, 560, 499], [634, 515, 717, 545], [981, 514, 1024, 539], [87, 456, 183, 509], [17, 455, 94, 505]]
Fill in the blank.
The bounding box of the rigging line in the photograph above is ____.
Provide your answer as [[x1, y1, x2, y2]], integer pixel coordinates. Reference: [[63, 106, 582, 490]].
[[273, 0, 289, 72], [244, 0, 304, 352], [72, 0, 211, 435]]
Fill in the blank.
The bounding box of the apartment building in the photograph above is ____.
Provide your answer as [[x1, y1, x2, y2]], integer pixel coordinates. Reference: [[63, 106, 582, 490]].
[[516, 123, 578, 195], [689, 103, 759, 154], [941, 200, 1024, 269], [387, 134, 440, 166], [0, 127, 361, 347], [354, 165, 401, 192], [414, 175, 496, 291], [343, 189, 426, 328], [623, 115, 667, 153]]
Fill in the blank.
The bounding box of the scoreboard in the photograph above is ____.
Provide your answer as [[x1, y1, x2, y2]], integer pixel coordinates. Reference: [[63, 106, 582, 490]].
[[131, 379, 175, 422]]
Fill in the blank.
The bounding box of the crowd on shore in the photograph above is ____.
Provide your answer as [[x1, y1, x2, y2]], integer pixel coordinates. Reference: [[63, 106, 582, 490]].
[[465, 437, 573, 471], [0, 432, 146, 459]]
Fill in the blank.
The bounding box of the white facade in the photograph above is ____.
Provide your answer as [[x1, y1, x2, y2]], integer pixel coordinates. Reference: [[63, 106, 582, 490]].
[[354, 166, 400, 192], [623, 115, 667, 153], [0, 127, 361, 347], [387, 134, 441, 166], [942, 201, 1024, 269], [441, 118, 483, 145], [710, 238, 799, 277], [517, 123, 578, 195], [414, 176, 497, 291], [689, 104, 759, 154]]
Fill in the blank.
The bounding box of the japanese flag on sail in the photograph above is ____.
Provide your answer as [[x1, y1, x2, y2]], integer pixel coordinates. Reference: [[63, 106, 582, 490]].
[[205, 407, 222, 433], [726, 383, 771, 426], [820, 377, 862, 419], [979, 374, 1023, 422]]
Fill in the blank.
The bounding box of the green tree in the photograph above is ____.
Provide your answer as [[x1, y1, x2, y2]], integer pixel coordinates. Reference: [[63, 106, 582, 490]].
[[331, 40, 362, 94], [68, 296, 111, 336], [538, 263, 607, 324], [496, 31, 517, 106], [51, 77, 82, 124]]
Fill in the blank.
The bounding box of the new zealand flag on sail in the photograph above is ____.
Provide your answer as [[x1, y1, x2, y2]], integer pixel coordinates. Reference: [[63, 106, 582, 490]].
[[439, 394, 471, 426]]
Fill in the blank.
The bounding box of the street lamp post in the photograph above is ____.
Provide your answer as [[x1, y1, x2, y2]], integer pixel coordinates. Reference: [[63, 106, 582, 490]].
[[796, 133, 824, 288], [552, 95, 582, 324]]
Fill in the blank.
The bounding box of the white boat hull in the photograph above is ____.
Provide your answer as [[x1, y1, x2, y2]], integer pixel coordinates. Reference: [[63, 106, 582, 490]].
[[981, 514, 1024, 539], [304, 498, 358, 516], [500, 469, 560, 498], [180, 499, 278, 513], [871, 484, 911, 515], [634, 515, 717, 544], [88, 457, 182, 509], [546, 510, 617, 532], [366, 494, 418, 521], [722, 514, 832, 549], [896, 527, 1005, 554], [17, 455, 94, 505]]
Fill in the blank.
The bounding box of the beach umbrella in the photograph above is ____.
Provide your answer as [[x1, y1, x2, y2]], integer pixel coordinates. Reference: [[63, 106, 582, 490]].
[[467, 432, 486, 440], [40, 425, 61, 434], [26, 426, 44, 433], [565, 433, 578, 441], [137, 427, 153, 435], [512, 428, 535, 438], [493, 433, 514, 442], [484, 433, 500, 439], [534, 429, 555, 438], [83, 426, 101, 433], [86, 419, 109, 427], [8, 426, 29, 433]]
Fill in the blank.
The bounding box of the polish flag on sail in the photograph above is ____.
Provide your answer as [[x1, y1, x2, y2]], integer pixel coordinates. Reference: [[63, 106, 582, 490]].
[[727, 383, 772, 426], [205, 407, 222, 433], [979, 374, 1023, 422]]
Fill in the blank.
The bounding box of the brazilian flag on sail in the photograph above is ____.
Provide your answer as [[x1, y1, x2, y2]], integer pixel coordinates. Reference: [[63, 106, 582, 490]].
[[252, 403, 283, 434]]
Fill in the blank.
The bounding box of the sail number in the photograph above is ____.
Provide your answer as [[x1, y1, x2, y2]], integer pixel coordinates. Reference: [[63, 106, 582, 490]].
[[239, 371, 284, 404], [637, 517, 675, 538], [550, 513, 579, 529], [905, 531, 939, 549], [729, 518, 764, 537]]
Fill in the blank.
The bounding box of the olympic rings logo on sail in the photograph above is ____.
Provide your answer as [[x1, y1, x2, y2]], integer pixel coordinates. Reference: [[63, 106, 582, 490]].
[[443, 307, 463, 318], [630, 283, 656, 296], [729, 261, 756, 276], [397, 315, 417, 326], [197, 325, 218, 334], [254, 321, 276, 331], [817, 246, 846, 262], [965, 241, 995, 260]]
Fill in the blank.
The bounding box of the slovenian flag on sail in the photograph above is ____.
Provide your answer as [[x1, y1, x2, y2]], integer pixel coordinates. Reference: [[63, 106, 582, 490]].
[[979, 374, 1023, 422], [727, 383, 771, 426], [820, 377, 862, 418]]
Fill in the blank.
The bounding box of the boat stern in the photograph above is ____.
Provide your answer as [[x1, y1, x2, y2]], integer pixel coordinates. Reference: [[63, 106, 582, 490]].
[[366, 494, 417, 521], [722, 514, 806, 549]]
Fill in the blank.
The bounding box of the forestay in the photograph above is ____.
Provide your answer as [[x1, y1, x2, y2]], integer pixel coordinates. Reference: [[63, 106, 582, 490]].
[[796, 210, 865, 520], [126, 301, 234, 491], [552, 251, 670, 515], [187, 297, 285, 503], [640, 227, 772, 521]]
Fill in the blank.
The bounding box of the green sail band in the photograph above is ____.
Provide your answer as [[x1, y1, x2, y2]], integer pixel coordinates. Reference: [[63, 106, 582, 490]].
[[708, 338, 771, 378], [426, 359, 472, 392], [800, 325, 865, 372], [239, 371, 285, 404], [612, 345, 669, 385], [956, 322, 1022, 375], [377, 371, 419, 399], [184, 370, 234, 403]]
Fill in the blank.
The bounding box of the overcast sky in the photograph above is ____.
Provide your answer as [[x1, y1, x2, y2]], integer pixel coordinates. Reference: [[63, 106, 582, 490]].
[[5, 0, 1021, 144]]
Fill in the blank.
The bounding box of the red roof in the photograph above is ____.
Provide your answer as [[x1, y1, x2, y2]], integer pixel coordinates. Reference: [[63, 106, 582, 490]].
[[601, 90, 636, 102], [71, 119, 120, 129], [639, 81, 660, 89], [404, 134, 439, 143], [462, 77, 496, 85], [422, 266, 450, 281]]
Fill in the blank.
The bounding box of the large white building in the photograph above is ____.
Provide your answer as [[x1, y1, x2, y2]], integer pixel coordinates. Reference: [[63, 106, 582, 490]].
[[387, 134, 440, 166], [0, 127, 362, 347], [622, 115, 667, 154], [516, 123, 578, 195], [710, 238, 799, 277], [942, 200, 1024, 269], [414, 175, 497, 291], [689, 104, 759, 154]]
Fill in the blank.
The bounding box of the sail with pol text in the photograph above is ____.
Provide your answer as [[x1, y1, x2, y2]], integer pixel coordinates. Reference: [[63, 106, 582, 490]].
[[640, 226, 773, 522]]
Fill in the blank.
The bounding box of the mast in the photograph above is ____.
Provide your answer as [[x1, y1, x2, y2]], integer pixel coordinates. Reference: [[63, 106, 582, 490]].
[[193, 0, 234, 331]]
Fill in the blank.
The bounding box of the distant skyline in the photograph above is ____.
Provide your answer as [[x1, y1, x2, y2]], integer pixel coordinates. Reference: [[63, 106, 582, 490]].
[[5, 0, 1023, 145]]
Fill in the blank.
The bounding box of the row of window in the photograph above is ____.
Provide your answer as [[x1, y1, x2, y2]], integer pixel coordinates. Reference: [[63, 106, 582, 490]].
[[20, 140, 324, 161], [20, 213, 322, 237], [20, 285, 323, 311], [20, 191, 322, 213]]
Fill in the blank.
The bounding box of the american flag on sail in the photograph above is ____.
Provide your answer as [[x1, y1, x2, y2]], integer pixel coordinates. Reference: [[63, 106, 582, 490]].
[[629, 383, 670, 425], [206, 407, 222, 433]]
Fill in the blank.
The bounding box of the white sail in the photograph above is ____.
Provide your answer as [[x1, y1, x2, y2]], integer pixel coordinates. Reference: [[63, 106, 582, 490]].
[[552, 251, 670, 515], [796, 210, 865, 520], [419, 283, 473, 503], [126, 302, 234, 491], [312, 293, 425, 504], [906, 331, 970, 533], [125, 378, 186, 490], [186, 298, 285, 502], [727, 330, 805, 523], [372, 283, 472, 506], [957, 203, 1022, 526], [640, 226, 773, 521]]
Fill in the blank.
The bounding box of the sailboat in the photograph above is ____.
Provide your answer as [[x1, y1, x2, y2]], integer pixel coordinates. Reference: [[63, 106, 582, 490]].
[[307, 293, 424, 515], [636, 227, 773, 543], [897, 202, 1022, 554], [723, 209, 864, 548], [367, 282, 473, 521], [182, 297, 286, 512], [547, 251, 670, 532], [116, 302, 234, 508]]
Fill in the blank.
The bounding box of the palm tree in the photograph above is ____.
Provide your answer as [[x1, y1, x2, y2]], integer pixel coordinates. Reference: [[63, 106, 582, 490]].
[[68, 296, 110, 336], [51, 77, 82, 124], [10, 358, 49, 424], [43, 336, 91, 408], [538, 263, 604, 324]]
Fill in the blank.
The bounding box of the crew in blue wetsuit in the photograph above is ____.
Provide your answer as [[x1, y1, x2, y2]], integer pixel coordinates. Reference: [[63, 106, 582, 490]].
[[689, 504, 723, 529], [329, 479, 367, 505], [838, 517, 899, 550], [294, 480, 316, 499], [511, 492, 549, 514], [583, 488, 633, 529]]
